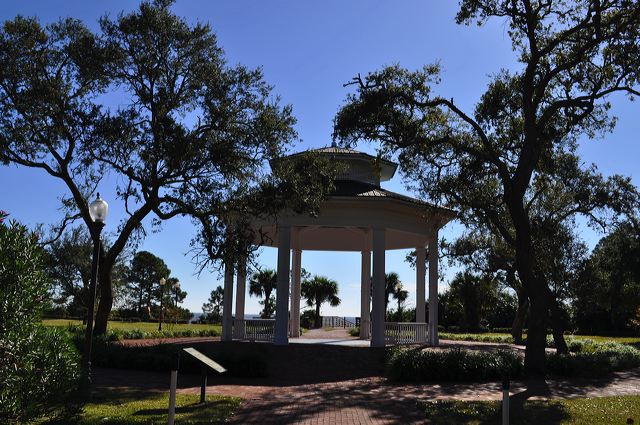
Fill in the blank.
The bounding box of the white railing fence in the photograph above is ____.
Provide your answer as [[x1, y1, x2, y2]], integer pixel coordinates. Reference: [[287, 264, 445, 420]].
[[384, 322, 428, 345], [321, 316, 357, 328], [233, 319, 275, 342]]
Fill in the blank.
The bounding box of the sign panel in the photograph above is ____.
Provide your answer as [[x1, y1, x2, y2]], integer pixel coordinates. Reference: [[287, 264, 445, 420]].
[[183, 347, 227, 374]]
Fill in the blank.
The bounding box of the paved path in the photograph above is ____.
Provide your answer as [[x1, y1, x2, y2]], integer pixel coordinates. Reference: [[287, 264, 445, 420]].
[[222, 368, 640, 424], [94, 365, 640, 425], [99, 336, 640, 424]]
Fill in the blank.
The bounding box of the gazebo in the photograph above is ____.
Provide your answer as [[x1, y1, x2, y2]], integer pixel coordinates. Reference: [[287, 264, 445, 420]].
[[220, 145, 455, 347]]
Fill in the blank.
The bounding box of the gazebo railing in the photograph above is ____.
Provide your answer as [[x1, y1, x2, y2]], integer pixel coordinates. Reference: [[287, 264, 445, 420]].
[[384, 322, 428, 345], [321, 316, 357, 328], [233, 319, 275, 342]]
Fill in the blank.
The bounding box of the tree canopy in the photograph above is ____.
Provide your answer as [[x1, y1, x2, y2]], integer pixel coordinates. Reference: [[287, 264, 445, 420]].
[[0, 1, 333, 334], [334, 0, 640, 377], [249, 269, 278, 319], [301, 275, 341, 328]]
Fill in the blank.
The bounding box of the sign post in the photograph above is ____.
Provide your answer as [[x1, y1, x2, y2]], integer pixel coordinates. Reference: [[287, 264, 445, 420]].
[[167, 347, 227, 425], [182, 347, 227, 404]]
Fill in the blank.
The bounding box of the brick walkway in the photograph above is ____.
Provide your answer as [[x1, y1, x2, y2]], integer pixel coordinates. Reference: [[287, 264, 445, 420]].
[[94, 336, 640, 424], [222, 368, 640, 424], [94, 365, 640, 424]]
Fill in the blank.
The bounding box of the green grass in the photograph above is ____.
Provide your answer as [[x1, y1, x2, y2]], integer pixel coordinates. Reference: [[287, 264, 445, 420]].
[[421, 395, 640, 424], [440, 332, 640, 346], [41, 392, 241, 425], [43, 319, 222, 334]]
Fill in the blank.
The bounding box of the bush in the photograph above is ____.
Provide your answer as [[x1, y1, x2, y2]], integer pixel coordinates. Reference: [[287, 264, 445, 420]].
[[300, 310, 316, 330], [546, 341, 640, 378], [65, 324, 219, 342], [348, 327, 360, 337], [0, 219, 81, 423], [440, 332, 515, 344], [386, 347, 523, 382]]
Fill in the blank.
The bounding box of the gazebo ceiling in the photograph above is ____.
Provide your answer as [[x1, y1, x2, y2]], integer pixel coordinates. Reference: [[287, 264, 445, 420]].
[[255, 224, 434, 251]]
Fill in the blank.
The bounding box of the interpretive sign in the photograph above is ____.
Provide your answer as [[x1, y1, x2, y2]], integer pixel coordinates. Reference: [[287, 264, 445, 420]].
[[183, 347, 227, 373]]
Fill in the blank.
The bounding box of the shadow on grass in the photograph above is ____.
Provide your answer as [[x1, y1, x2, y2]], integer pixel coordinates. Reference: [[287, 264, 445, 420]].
[[420, 398, 569, 425], [43, 393, 240, 425], [133, 398, 238, 416]]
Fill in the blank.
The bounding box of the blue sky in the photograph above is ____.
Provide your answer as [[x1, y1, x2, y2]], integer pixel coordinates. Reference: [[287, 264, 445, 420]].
[[1, 1, 638, 316]]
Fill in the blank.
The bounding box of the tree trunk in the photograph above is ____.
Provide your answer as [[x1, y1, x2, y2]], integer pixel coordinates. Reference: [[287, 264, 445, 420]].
[[549, 294, 568, 354], [523, 287, 548, 378], [506, 193, 548, 379], [138, 287, 143, 317], [94, 252, 113, 336], [315, 302, 321, 328], [512, 291, 528, 345]]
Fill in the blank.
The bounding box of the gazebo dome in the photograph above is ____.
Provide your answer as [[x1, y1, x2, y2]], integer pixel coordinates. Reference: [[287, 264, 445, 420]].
[[274, 144, 397, 186]]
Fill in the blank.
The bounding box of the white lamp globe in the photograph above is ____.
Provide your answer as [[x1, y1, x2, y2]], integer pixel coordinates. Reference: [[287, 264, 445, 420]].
[[89, 193, 109, 223]]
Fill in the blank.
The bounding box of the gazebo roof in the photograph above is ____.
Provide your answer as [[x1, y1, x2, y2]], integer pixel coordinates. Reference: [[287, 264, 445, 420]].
[[252, 146, 456, 251], [277, 144, 398, 183]]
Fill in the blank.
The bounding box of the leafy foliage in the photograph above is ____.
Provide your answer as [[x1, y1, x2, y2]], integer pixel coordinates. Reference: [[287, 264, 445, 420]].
[[572, 221, 640, 333], [547, 341, 640, 377], [0, 0, 332, 335], [201, 285, 224, 323], [127, 251, 169, 319], [334, 0, 640, 376], [249, 269, 278, 319], [301, 275, 341, 328], [386, 347, 523, 382], [0, 220, 80, 423], [384, 272, 408, 319]]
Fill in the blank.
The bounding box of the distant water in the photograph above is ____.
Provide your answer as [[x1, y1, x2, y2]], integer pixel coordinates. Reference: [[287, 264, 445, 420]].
[[190, 312, 263, 323]]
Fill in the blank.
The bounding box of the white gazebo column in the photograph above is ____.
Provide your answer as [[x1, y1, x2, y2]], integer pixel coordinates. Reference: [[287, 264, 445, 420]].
[[415, 246, 426, 323], [428, 230, 439, 345], [233, 257, 247, 339], [221, 260, 235, 342], [274, 225, 291, 345], [370, 228, 386, 347], [360, 250, 371, 339], [290, 248, 302, 337]]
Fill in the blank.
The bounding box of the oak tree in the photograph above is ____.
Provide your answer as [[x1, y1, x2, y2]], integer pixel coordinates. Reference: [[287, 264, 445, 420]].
[[334, 0, 640, 377]]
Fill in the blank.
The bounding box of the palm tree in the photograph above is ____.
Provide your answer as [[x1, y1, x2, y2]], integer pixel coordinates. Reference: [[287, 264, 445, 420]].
[[394, 284, 409, 313], [301, 275, 341, 328], [385, 272, 408, 320], [249, 269, 277, 319]]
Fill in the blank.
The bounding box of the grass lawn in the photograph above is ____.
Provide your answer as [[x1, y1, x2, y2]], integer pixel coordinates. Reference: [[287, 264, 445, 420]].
[[439, 332, 640, 346], [41, 392, 241, 425], [421, 396, 640, 424], [43, 319, 222, 334]]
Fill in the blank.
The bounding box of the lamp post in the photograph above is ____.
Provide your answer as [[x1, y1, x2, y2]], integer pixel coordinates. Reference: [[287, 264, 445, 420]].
[[159, 277, 166, 331], [173, 280, 181, 324], [83, 193, 108, 386]]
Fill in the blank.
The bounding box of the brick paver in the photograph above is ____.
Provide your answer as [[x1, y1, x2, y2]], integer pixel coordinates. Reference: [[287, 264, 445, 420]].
[[222, 367, 640, 424], [93, 336, 640, 424]]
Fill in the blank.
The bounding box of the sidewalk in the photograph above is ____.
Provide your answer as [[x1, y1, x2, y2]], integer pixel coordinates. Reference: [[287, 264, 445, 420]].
[[221, 368, 640, 424], [93, 365, 640, 424]]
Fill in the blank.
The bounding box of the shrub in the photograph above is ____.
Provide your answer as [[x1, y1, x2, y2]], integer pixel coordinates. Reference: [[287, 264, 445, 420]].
[[65, 325, 219, 342], [546, 341, 640, 378], [386, 347, 523, 382], [440, 332, 515, 344], [0, 220, 81, 423], [348, 327, 360, 337]]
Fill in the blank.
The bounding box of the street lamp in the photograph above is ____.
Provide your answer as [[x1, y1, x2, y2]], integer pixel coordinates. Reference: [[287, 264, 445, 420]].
[[159, 277, 167, 331], [173, 280, 181, 324], [83, 192, 108, 386]]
